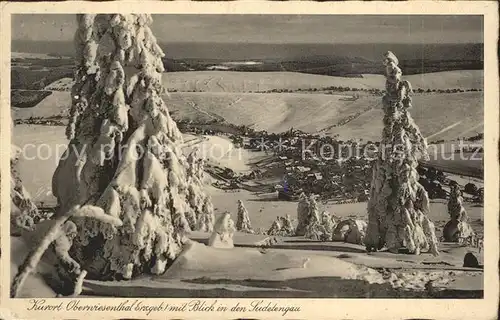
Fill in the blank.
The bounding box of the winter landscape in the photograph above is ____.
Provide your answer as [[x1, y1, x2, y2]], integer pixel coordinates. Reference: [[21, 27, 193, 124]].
[[10, 14, 485, 299]]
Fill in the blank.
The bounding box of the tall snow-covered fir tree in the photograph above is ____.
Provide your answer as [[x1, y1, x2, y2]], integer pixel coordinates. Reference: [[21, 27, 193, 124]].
[[364, 52, 439, 256], [49, 14, 214, 280]]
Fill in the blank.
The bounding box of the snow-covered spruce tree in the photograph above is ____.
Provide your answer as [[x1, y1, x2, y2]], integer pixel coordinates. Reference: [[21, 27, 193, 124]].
[[267, 217, 282, 236], [443, 184, 474, 242], [50, 14, 202, 280], [236, 200, 254, 233], [186, 149, 214, 232], [295, 192, 310, 236], [364, 51, 439, 256], [11, 146, 37, 232], [281, 214, 295, 235], [303, 195, 322, 240], [318, 211, 336, 241], [10, 121, 47, 233], [302, 197, 338, 241], [267, 215, 295, 237]]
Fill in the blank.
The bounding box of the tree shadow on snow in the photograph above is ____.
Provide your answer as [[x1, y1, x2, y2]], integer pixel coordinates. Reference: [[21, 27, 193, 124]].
[[81, 276, 483, 299], [274, 239, 367, 253]]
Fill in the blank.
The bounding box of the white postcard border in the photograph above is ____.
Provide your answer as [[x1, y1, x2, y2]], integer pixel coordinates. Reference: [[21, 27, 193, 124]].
[[1, 2, 498, 320]]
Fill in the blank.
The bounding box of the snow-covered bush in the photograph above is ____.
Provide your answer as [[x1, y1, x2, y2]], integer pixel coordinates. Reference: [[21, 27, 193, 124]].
[[208, 212, 235, 248], [332, 219, 367, 244]]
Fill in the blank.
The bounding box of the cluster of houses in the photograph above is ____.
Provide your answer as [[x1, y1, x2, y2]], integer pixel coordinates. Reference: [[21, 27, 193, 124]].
[[15, 116, 66, 126], [274, 155, 372, 202], [176, 120, 481, 204], [241, 131, 375, 201]]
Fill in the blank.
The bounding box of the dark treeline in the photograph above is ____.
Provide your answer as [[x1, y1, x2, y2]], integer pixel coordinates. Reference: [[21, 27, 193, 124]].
[[162, 57, 483, 77]]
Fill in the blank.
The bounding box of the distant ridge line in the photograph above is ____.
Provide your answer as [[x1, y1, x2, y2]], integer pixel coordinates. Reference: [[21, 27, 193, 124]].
[[11, 40, 483, 62]]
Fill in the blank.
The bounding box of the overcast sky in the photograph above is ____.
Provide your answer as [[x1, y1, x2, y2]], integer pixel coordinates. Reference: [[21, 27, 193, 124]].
[[12, 14, 483, 44]]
